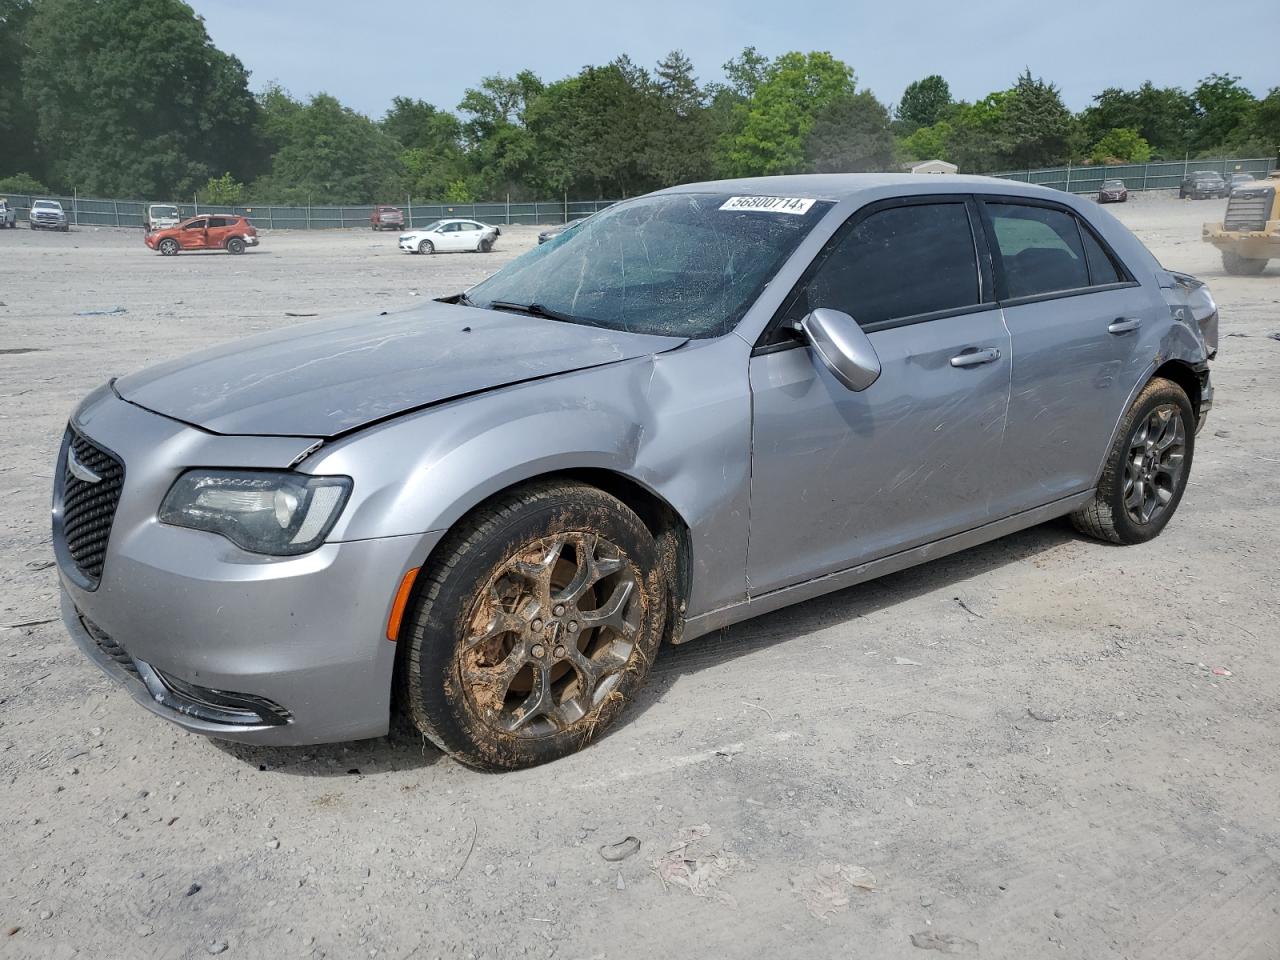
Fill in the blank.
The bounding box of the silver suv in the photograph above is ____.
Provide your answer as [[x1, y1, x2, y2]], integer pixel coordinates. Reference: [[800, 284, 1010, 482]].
[[55, 175, 1217, 769]]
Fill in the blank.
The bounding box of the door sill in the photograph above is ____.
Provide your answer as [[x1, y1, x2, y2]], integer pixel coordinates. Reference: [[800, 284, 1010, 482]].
[[677, 491, 1092, 644]]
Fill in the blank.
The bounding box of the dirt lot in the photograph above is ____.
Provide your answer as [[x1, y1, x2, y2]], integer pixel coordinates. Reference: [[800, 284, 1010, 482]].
[[2, 195, 1278, 960]]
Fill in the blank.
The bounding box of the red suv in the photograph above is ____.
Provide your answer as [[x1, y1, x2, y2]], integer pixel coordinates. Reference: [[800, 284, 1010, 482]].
[[371, 205, 405, 231], [145, 215, 259, 255]]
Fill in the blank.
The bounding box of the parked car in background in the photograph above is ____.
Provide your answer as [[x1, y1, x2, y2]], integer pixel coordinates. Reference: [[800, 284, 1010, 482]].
[[538, 219, 584, 243], [56, 174, 1216, 769], [1180, 172, 1229, 200], [1097, 179, 1128, 203], [30, 199, 68, 231], [398, 218, 498, 254], [1228, 173, 1256, 192], [371, 205, 405, 231], [144, 214, 259, 255], [144, 204, 181, 232], [0, 198, 16, 228]]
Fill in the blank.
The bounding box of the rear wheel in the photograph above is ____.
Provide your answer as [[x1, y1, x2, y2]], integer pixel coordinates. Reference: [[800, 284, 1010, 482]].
[[1071, 377, 1194, 545], [226, 237, 245, 254], [398, 481, 666, 770], [158, 238, 180, 256], [1222, 250, 1267, 276], [418, 239, 434, 255], [479, 238, 493, 253]]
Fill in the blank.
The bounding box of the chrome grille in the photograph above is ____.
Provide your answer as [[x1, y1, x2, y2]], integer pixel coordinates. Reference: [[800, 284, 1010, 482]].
[[1223, 187, 1274, 233], [60, 430, 124, 585]]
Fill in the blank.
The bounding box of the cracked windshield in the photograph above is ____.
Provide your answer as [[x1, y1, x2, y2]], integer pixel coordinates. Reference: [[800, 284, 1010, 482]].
[[466, 193, 833, 338]]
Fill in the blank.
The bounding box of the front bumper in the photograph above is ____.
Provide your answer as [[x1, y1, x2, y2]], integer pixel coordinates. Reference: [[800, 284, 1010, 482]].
[[55, 387, 441, 745], [398, 236, 418, 251]]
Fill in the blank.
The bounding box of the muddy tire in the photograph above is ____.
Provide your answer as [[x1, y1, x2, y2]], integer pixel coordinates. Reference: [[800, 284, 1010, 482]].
[[1070, 377, 1195, 545], [398, 480, 666, 771], [158, 238, 180, 256], [418, 239, 434, 255], [1222, 250, 1267, 276], [226, 237, 245, 255], [479, 238, 493, 253]]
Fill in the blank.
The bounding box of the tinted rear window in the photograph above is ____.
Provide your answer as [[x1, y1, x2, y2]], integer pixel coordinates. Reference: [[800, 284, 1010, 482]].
[[787, 202, 980, 327], [985, 203, 1089, 299]]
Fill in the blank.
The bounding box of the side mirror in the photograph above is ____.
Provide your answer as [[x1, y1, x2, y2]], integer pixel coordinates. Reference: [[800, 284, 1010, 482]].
[[798, 308, 882, 392]]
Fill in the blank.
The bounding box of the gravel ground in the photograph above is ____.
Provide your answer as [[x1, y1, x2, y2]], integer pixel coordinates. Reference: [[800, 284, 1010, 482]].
[[2, 195, 1278, 959]]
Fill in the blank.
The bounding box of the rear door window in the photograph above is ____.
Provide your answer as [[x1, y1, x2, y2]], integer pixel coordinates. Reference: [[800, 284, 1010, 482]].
[[1080, 227, 1123, 285], [984, 203, 1089, 299], [787, 201, 981, 328]]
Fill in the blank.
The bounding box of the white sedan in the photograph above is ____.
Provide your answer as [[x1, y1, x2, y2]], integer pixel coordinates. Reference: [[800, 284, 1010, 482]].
[[398, 218, 500, 255]]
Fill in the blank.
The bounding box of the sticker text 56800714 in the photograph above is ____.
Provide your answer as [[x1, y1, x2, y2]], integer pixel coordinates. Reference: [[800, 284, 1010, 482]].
[[719, 196, 817, 215]]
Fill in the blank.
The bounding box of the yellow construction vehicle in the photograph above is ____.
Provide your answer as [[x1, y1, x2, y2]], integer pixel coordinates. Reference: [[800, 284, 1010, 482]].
[[1202, 169, 1280, 275]]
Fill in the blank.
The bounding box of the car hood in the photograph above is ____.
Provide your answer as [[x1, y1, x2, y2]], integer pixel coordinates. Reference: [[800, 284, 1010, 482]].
[[115, 301, 687, 438]]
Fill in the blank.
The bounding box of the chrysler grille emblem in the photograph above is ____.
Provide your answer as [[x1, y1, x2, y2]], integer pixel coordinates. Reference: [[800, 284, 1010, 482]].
[[67, 446, 103, 484]]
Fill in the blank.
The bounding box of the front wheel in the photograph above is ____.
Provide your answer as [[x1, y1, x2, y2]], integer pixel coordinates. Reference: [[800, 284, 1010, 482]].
[[398, 481, 666, 770], [226, 237, 245, 254], [1222, 250, 1267, 276], [1071, 377, 1195, 545], [418, 239, 433, 255], [158, 238, 180, 256]]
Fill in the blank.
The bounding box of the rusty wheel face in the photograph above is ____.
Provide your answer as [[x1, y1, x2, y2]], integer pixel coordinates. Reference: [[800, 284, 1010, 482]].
[[458, 532, 641, 738]]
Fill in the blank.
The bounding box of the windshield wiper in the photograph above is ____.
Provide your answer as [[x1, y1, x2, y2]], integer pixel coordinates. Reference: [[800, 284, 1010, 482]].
[[487, 300, 583, 325]]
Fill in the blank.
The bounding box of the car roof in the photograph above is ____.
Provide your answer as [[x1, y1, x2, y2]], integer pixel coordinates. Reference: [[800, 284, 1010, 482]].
[[656, 172, 1076, 204]]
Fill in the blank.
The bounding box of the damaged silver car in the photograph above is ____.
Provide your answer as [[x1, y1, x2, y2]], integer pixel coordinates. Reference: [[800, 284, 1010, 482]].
[[55, 175, 1216, 769]]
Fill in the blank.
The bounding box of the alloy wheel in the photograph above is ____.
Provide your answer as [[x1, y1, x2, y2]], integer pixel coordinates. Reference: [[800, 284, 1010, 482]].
[[458, 532, 640, 738], [1123, 403, 1186, 525]]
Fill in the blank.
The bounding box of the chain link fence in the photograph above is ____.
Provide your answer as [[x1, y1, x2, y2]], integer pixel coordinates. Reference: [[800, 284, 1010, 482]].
[[0, 195, 619, 230], [4, 155, 1276, 229], [992, 155, 1277, 195]]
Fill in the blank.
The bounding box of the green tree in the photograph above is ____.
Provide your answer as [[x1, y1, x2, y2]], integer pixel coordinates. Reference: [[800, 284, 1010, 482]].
[[1000, 70, 1073, 169], [644, 50, 714, 186], [1081, 83, 1197, 158], [805, 91, 896, 172], [1193, 73, 1257, 151], [383, 97, 468, 198], [1089, 127, 1152, 164], [251, 93, 405, 203], [21, 0, 261, 197], [899, 120, 953, 161], [199, 172, 244, 205], [896, 75, 952, 128], [721, 46, 771, 100], [717, 51, 858, 177], [0, 1, 41, 181], [0, 172, 47, 194]]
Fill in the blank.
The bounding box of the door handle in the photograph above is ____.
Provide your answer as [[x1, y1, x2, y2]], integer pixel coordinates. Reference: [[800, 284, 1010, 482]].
[[950, 347, 1002, 368], [1108, 317, 1141, 334]]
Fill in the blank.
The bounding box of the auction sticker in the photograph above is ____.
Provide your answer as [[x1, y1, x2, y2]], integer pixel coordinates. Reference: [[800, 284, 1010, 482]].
[[719, 196, 816, 215]]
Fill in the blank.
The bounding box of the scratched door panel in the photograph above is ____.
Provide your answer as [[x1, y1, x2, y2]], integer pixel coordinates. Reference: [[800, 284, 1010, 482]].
[[746, 308, 1011, 598]]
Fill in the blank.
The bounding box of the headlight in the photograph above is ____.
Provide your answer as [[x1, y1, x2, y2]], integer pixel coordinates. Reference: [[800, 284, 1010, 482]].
[[159, 470, 352, 555]]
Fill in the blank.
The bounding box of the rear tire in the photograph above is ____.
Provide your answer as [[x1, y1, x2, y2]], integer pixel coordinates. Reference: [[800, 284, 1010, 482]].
[[158, 238, 180, 256], [1070, 377, 1195, 545], [479, 238, 493, 253], [226, 237, 245, 255], [1222, 250, 1267, 276], [398, 481, 666, 771]]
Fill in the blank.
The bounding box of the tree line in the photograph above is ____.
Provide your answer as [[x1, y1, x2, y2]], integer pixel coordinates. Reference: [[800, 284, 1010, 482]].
[[1, 0, 1277, 205]]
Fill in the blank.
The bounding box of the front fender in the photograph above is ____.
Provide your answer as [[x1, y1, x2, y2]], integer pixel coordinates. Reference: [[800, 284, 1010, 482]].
[[303, 338, 754, 619]]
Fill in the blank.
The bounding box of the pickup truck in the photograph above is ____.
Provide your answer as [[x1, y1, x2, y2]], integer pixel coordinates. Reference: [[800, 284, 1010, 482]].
[[30, 199, 69, 231], [0, 199, 16, 228]]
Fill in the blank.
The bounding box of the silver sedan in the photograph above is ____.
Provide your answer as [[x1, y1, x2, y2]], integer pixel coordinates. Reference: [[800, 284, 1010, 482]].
[[55, 174, 1217, 769]]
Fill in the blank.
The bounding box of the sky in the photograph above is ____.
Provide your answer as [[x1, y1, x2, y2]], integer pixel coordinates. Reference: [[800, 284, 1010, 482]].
[[190, 0, 1275, 119]]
